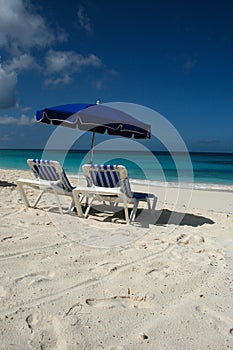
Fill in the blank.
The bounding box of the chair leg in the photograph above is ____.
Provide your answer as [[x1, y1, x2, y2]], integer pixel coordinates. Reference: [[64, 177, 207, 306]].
[[51, 188, 63, 215], [79, 194, 85, 203], [124, 205, 130, 224], [68, 199, 75, 214], [147, 195, 157, 212], [84, 197, 94, 218], [129, 200, 139, 224], [151, 195, 157, 211], [120, 196, 129, 224], [33, 191, 44, 208], [17, 182, 29, 208], [17, 182, 45, 209], [147, 198, 151, 211], [72, 189, 84, 217]]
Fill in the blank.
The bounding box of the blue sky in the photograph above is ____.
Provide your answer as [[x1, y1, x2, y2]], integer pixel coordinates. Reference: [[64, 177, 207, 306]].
[[0, 0, 232, 152]]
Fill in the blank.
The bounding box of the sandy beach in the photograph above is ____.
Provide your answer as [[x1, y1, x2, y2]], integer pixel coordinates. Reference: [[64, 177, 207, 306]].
[[0, 168, 233, 349]]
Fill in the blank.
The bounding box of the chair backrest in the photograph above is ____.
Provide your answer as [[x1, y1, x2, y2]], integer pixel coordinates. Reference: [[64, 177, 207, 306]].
[[27, 159, 74, 192], [82, 164, 133, 198]]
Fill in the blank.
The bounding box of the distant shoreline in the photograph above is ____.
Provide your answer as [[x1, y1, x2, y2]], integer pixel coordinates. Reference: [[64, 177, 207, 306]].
[[1, 149, 233, 186], [1, 167, 232, 193]]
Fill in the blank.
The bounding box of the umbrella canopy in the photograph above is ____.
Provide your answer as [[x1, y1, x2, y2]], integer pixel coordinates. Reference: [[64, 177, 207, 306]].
[[36, 103, 95, 128], [36, 103, 150, 138], [36, 103, 151, 162]]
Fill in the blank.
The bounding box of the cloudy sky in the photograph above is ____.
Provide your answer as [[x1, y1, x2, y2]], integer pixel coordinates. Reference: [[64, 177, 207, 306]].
[[0, 0, 232, 152]]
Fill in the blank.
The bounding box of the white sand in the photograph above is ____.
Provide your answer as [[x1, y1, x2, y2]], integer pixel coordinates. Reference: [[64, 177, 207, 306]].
[[0, 168, 233, 349]]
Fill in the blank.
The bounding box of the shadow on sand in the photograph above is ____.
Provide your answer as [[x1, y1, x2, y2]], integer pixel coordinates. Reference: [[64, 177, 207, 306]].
[[0, 180, 17, 188], [150, 208, 214, 227], [86, 206, 215, 228]]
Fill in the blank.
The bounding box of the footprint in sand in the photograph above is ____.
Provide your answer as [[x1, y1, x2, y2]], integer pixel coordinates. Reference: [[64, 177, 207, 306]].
[[176, 233, 205, 245], [145, 260, 182, 281], [26, 312, 68, 350], [64, 303, 82, 326], [145, 261, 170, 276], [26, 313, 38, 334], [15, 271, 55, 285], [196, 305, 233, 337], [86, 295, 151, 309]]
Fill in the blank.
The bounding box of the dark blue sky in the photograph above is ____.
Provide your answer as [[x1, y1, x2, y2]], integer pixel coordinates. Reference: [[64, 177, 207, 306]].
[[0, 0, 232, 152]]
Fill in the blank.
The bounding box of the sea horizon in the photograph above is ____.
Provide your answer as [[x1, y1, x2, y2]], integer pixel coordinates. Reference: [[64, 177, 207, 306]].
[[1, 148, 233, 154]]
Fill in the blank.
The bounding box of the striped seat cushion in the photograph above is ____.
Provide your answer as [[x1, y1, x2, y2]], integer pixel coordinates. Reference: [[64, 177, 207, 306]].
[[83, 164, 134, 198], [28, 159, 74, 192], [88, 164, 121, 188]]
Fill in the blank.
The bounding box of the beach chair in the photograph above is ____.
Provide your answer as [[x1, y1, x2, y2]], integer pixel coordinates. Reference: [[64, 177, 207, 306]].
[[17, 159, 75, 214], [72, 164, 157, 224]]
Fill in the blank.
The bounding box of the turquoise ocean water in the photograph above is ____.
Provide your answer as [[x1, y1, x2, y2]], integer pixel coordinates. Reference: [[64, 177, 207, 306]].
[[0, 149, 233, 186]]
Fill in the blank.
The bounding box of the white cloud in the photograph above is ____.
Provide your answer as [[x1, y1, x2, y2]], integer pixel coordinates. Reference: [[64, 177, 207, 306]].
[[77, 5, 93, 34], [44, 74, 72, 86], [0, 0, 60, 109], [20, 106, 32, 112], [0, 114, 35, 125], [4, 53, 39, 72], [44, 50, 102, 85], [0, 0, 56, 52], [0, 54, 40, 110], [45, 50, 102, 74], [0, 63, 17, 109], [0, 1, 107, 105]]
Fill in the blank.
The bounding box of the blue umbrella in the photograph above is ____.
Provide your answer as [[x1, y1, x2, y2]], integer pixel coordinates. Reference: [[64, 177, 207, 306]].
[[36, 102, 151, 162]]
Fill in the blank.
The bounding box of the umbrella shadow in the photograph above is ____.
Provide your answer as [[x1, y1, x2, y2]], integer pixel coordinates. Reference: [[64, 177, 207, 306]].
[[86, 205, 215, 227], [148, 208, 214, 227], [0, 180, 17, 187]]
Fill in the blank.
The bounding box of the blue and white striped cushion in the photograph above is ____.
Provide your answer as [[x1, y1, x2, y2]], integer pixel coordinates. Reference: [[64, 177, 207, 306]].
[[83, 164, 134, 199], [31, 160, 59, 181], [89, 164, 121, 188], [28, 159, 74, 192], [82, 164, 152, 210]]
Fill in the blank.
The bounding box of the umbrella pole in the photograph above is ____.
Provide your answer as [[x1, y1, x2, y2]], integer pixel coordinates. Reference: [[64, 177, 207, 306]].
[[90, 132, 96, 163]]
